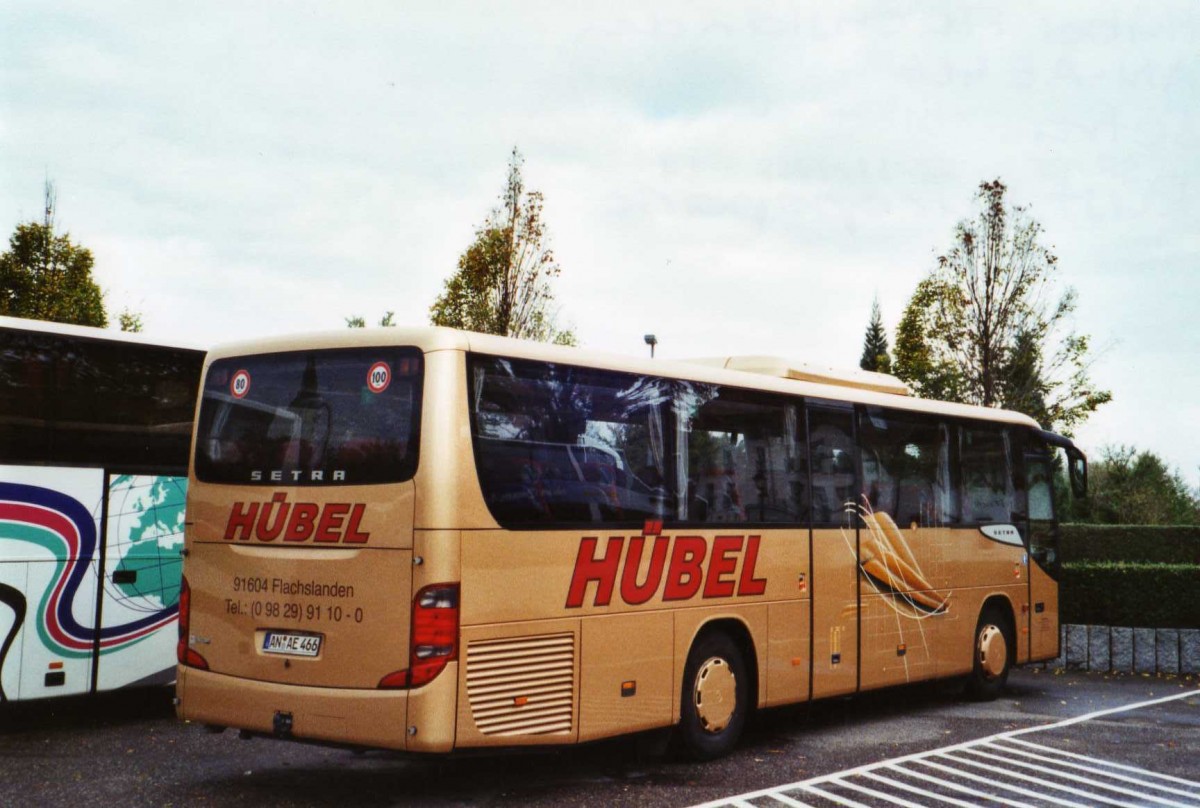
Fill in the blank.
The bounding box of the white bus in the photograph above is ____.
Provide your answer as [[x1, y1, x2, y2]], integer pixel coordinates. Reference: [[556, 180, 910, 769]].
[[0, 315, 204, 702]]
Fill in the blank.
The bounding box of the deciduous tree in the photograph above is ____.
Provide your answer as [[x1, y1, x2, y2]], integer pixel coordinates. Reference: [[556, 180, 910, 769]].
[[346, 311, 395, 328], [892, 179, 1110, 433], [893, 277, 964, 402], [118, 308, 144, 332], [1073, 446, 1200, 525], [430, 148, 575, 345], [0, 182, 107, 327]]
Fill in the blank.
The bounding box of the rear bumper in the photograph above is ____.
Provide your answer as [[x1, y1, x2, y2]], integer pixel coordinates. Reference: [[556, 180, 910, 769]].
[[176, 663, 457, 752]]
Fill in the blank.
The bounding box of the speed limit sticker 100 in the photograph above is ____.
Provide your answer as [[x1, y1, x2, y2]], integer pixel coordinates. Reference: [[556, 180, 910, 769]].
[[367, 361, 391, 394]]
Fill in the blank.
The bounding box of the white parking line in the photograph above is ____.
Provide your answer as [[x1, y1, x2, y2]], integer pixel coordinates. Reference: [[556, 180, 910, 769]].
[[939, 749, 1149, 807], [881, 762, 1036, 807], [912, 757, 1092, 808], [692, 688, 1200, 808], [966, 744, 1193, 807], [1003, 737, 1200, 794], [858, 769, 982, 808]]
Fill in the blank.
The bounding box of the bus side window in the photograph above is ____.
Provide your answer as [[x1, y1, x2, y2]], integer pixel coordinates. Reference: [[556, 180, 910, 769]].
[[959, 426, 1014, 524], [679, 389, 803, 524], [0, 331, 53, 463], [808, 406, 856, 526], [857, 408, 955, 528], [469, 356, 672, 526], [936, 424, 959, 524], [1028, 460, 1053, 521], [1025, 453, 1057, 566]]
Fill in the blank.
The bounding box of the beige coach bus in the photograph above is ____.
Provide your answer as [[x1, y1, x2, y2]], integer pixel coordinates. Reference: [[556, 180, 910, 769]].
[[175, 327, 1085, 758]]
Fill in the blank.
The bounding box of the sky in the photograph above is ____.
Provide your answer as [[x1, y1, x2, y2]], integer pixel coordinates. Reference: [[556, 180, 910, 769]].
[[3, 2, 1198, 484]]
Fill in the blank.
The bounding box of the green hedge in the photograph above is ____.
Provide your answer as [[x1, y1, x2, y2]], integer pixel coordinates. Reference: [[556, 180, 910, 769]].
[[1060, 561, 1200, 629], [1059, 524, 1200, 564]]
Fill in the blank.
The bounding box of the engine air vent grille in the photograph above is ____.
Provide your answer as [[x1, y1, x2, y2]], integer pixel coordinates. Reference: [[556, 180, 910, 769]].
[[466, 632, 574, 736]]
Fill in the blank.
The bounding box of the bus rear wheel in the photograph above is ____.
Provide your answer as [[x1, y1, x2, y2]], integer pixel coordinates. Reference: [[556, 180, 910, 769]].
[[678, 631, 748, 760], [967, 605, 1013, 701]]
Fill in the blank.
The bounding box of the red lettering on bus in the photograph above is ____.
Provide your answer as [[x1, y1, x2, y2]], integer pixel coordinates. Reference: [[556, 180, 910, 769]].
[[620, 536, 669, 605], [284, 503, 319, 541], [256, 493, 289, 542], [703, 536, 741, 598], [738, 535, 767, 596], [565, 537, 623, 607], [343, 504, 370, 544], [662, 536, 706, 601], [223, 496, 369, 544], [224, 502, 260, 541], [315, 503, 349, 542], [566, 533, 770, 608]]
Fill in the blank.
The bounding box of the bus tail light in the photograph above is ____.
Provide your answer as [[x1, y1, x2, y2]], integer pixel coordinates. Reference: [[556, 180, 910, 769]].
[[176, 575, 209, 670], [378, 583, 459, 689]]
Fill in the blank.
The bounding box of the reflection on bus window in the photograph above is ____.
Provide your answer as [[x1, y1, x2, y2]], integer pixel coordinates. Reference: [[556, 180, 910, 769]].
[[470, 356, 671, 525], [858, 409, 956, 527], [1026, 453, 1057, 566], [195, 348, 421, 485], [0, 329, 202, 467], [808, 408, 856, 525], [960, 427, 1014, 523], [682, 390, 803, 523]]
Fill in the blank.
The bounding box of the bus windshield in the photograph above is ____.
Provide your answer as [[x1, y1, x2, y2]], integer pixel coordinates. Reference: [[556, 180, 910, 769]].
[[194, 347, 422, 486]]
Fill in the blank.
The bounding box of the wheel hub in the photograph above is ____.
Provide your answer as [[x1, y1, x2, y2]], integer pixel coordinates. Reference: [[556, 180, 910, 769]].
[[978, 624, 1007, 679], [693, 656, 737, 733]]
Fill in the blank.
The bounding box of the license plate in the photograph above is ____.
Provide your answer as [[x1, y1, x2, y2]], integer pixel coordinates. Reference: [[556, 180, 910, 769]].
[[262, 631, 322, 657]]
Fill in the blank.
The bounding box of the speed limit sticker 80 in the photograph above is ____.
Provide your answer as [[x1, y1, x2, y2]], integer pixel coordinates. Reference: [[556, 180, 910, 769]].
[[230, 369, 251, 399], [367, 362, 391, 394]]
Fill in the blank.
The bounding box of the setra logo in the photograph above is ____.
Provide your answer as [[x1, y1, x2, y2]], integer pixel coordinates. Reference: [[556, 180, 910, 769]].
[[566, 522, 767, 608], [223, 493, 370, 544]]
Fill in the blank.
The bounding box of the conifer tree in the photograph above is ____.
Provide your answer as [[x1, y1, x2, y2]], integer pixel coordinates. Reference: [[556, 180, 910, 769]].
[[858, 297, 892, 373]]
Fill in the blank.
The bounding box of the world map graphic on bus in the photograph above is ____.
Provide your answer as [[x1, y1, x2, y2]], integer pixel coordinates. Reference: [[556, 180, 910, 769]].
[[1, 472, 186, 701], [103, 475, 186, 612]]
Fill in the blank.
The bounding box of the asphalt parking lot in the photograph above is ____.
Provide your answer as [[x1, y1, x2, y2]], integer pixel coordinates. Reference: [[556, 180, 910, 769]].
[[1, 668, 1196, 807]]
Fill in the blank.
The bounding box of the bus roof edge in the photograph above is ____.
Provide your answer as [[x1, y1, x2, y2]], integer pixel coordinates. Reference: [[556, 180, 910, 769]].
[[683, 355, 911, 396]]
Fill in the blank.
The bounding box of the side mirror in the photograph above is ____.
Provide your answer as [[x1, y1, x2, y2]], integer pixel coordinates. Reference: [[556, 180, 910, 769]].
[[1067, 448, 1087, 500]]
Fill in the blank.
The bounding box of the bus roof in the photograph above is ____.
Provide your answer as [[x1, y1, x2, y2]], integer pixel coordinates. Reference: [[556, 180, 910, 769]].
[[203, 325, 1042, 430], [684, 355, 911, 396], [0, 314, 205, 352]]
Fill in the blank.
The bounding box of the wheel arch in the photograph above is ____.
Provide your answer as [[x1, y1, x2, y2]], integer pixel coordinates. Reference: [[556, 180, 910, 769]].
[[677, 616, 760, 722], [979, 594, 1018, 636], [967, 593, 1020, 699]]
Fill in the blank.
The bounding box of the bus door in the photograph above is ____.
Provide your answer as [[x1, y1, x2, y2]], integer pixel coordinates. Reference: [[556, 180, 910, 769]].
[[1024, 453, 1059, 660], [807, 404, 858, 698]]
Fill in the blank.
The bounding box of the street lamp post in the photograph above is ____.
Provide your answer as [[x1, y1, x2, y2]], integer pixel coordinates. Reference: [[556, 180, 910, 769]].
[[644, 334, 657, 358]]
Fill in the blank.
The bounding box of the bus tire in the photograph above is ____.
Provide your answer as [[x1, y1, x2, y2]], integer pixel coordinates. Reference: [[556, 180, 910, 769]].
[[678, 631, 748, 760], [967, 605, 1013, 701]]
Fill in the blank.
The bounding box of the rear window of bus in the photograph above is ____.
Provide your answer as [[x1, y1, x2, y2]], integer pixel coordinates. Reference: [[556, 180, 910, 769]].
[[194, 347, 422, 486]]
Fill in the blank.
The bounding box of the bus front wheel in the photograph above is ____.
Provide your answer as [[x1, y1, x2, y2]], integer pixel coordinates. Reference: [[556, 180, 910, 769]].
[[967, 605, 1014, 700], [678, 631, 748, 760]]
